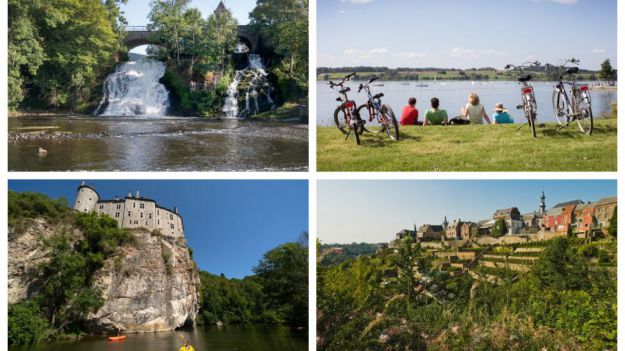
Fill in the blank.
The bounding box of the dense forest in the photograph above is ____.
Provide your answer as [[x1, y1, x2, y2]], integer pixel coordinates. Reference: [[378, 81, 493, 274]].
[[317, 236, 617, 350], [8, 192, 308, 345], [196, 241, 308, 328], [8, 0, 308, 116], [317, 60, 617, 82], [319, 242, 382, 266]]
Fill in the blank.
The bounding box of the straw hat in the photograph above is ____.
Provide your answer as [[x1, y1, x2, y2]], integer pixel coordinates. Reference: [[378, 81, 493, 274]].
[[494, 103, 506, 112]]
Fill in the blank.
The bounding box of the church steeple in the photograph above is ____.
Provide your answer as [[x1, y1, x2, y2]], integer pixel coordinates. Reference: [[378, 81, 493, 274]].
[[442, 216, 448, 230], [540, 191, 546, 214], [214, 1, 228, 15]]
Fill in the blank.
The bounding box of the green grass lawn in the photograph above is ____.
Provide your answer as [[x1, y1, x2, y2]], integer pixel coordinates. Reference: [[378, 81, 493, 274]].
[[317, 118, 616, 172]]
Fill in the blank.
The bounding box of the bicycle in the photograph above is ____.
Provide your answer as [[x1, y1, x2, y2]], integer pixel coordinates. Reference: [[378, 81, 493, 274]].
[[356, 76, 399, 141], [330, 73, 362, 144], [504, 61, 540, 138], [551, 58, 593, 134]]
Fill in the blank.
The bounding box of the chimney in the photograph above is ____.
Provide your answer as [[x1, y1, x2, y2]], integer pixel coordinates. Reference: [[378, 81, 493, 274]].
[[115, 196, 119, 201], [128, 192, 132, 198], [81, 180, 86, 186], [136, 191, 140, 198], [174, 207, 178, 214]]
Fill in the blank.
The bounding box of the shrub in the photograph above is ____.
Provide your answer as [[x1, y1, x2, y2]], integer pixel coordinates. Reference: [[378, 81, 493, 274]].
[[8, 300, 52, 345]]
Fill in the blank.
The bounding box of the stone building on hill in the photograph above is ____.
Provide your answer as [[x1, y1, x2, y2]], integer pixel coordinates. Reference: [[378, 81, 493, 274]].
[[73, 181, 184, 238]]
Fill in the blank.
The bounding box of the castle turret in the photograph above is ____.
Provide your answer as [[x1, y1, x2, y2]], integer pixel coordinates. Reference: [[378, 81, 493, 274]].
[[540, 191, 546, 214], [74, 181, 99, 213], [215, 1, 228, 15]]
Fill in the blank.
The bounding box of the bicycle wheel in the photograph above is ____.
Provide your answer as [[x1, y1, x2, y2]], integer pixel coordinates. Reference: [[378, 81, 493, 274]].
[[381, 104, 399, 141], [333, 106, 349, 135], [355, 104, 371, 136], [575, 92, 593, 135], [523, 97, 537, 138], [552, 89, 568, 125]]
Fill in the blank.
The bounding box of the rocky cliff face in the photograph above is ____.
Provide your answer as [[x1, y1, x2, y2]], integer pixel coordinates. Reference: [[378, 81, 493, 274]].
[[8, 220, 200, 333]]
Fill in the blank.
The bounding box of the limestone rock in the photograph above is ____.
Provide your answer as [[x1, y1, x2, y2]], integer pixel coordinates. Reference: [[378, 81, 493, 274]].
[[8, 221, 200, 334]]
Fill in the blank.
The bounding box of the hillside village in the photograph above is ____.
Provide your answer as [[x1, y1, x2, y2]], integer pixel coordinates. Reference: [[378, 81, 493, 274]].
[[383, 192, 616, 276]]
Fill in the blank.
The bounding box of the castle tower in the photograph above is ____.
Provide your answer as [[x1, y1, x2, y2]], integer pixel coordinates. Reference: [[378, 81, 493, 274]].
[[540, 191, 546, 214], [442, 216, 448, 231], [73, 181, 99, 213]]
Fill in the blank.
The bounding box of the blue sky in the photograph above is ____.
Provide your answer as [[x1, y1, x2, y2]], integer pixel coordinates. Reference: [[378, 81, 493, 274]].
[[120, 0, 255, 25], [9, 180, 308, 279], [318, 180, 616, 244], [318, 0, 616, 70]]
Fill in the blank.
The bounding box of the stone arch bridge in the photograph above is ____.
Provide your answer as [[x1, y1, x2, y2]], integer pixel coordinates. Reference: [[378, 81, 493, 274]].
[[123, 25, 260, 53]]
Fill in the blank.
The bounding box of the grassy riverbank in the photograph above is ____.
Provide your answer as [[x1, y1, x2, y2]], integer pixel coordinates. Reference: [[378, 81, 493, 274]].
[[317, 118, 616, 172]]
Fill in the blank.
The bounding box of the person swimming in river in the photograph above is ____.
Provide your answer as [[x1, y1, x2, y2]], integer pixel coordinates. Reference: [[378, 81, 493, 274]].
[[179, 341, 195, 351]]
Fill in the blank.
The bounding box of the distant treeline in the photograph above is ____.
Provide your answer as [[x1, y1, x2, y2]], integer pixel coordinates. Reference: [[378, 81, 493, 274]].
[[317, 65, 610, 82], [319, 242, 382, 266]]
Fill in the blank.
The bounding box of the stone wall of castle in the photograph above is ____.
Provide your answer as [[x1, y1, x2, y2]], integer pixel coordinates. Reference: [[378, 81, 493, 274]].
[[73, 185, 184, 238]]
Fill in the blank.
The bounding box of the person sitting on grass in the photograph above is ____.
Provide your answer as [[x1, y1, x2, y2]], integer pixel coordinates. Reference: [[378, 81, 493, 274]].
[[492, 103, 514, 124], [423, 97, 448, 126], [460, 92, 492, 124], [400, 97, 419, 126]]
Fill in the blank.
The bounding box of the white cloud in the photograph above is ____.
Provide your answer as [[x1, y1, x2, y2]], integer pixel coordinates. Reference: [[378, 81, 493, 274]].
[[592, 48, 606, 54], [368, 48, 388, 55], [341, 0, 374, 3], [343, 49, 364, 55], [397, 52, 427, 59]]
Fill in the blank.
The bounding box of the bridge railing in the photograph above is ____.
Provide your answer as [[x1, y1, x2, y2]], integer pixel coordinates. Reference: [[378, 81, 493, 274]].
[[122, 26, 149, 32]]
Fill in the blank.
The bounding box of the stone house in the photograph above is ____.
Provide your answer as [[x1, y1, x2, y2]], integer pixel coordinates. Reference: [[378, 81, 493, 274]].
[[445, 219, 462, 240], [460, 222, 476, 240], [416, 224, 444, 241], [492, 207, 524, 234]]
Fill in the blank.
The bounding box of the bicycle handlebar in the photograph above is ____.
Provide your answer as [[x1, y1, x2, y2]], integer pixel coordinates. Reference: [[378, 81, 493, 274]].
[[505, 61, 541, 71], [329, 73, 357, 89]]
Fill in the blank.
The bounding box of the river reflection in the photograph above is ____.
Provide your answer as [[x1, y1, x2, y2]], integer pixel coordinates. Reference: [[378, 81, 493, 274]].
[[9, 325, 307, 351], [8, 116, 308, 171]]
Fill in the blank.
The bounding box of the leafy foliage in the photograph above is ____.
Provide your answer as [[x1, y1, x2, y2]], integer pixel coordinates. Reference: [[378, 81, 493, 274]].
[[490, 218, 507, 237], [318, 237, 616, 350], [8, 193, 135, 345], [8, 0, 126, 111]]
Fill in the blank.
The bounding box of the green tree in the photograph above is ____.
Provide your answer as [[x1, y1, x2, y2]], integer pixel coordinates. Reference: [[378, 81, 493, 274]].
[[250, 0, 308, 78], [148, 0, 191, 65], [608, 206, 617, 237], [204, 7, 238, 74], [253, 242, 308, 327], [8, 300, 52, 345], [395, 237, 419, 306], [598, 59, 616, 83], [490, 219, 507, 237]]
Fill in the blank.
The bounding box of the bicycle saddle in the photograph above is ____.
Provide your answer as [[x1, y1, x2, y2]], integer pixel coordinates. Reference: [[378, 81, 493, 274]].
[[517, 74, 532, 82], [340, 87, 350, 94], [373, 93, 384, 99], [566, 67, 579, 74]]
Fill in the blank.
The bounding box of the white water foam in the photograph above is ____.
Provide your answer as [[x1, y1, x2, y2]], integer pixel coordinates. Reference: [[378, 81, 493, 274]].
[[96, 60, 170, 117]]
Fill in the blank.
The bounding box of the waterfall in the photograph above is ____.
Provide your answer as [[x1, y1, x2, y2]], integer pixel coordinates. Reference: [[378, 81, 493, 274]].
[[95, 59, 169, 117], [222, 54, 276, 118]]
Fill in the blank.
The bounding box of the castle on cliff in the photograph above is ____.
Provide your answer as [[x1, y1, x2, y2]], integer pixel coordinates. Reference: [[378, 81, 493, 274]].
[[73, 181, 184, 238]]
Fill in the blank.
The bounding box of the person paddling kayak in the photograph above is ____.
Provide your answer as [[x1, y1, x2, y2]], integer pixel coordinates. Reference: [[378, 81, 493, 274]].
[[178, 340, 195, 351]]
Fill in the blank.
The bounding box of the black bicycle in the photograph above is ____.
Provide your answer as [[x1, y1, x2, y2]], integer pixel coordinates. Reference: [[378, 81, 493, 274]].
[[356, 76, 399, 141], [504, 61, 540, 137], [551, 58, 593, 134]]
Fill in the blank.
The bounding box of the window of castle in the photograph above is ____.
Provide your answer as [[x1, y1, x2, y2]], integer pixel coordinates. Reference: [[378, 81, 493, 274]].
[[116, 204, 121, 209], [140, 203, 144, 209], [115, 212, 120, 218], [140, 212, 143, 218], [170, 214, 173, 220], [149, 213, 152, 219], [128, 211, 131, 216], [99, 205, 104, 210], [133, 202, 136, 208]]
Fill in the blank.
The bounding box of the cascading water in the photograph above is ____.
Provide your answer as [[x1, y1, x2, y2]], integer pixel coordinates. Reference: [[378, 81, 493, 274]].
[[95, 59, 170, 117], [222, 54, 275, 118]]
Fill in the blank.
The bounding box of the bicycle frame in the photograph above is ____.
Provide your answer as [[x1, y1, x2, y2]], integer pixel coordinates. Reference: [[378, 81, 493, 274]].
[[553, 59, 592, 121], [361, 85, 384, 124]]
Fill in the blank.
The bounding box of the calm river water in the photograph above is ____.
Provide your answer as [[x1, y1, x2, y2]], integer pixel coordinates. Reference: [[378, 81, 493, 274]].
[[8, 325, 307, 351], [317, 80, 616, 125], [8, 116, 308, 171]]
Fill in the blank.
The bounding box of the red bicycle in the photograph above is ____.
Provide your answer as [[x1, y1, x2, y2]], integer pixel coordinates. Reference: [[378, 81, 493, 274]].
[[330, 73, 362, 144]]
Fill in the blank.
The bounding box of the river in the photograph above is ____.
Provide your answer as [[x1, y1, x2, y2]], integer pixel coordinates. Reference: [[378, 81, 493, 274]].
[[317, 80, 616, 125], [8, 116, 308, 171], [8, 325, 307, 351]]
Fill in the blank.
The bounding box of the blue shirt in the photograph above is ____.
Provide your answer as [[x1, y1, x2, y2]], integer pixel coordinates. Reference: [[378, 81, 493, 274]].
[[493, 111, 514, 124]]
